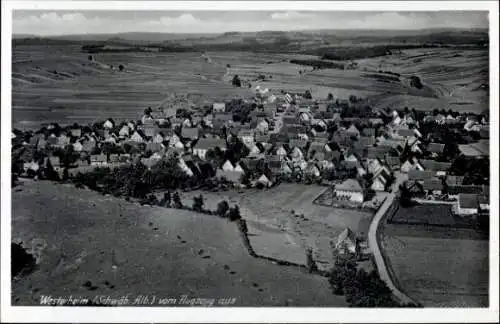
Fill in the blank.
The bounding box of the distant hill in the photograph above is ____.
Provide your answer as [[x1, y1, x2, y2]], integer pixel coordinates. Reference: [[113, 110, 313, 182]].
[[13, 28, 488, 54]]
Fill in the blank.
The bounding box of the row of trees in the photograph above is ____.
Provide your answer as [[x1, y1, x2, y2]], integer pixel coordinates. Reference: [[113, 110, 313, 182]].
[[328, 250, 420, 307]]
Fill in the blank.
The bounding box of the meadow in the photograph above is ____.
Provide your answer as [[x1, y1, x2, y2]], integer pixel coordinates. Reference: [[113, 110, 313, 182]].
[[381, 222, 489, 307], [11, 180, 347, 306], [173, 183, 372, 272], [12, 45, 488, 130]]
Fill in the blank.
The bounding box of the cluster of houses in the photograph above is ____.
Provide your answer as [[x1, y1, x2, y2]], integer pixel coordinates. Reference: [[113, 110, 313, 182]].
[[12, 88, 489, 217]]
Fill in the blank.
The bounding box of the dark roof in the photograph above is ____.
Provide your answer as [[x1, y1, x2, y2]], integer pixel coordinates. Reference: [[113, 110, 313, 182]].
[[335, 179, 363, 192], [420, 159, 451, 172], [181, 127, 199, 139], [397, 128, 415, 137], [459, 193, 479, 209], [366, 146, 392, 159], [408, 170, 434, 181], [446, 175, 464, 187], [359, 136, 376, 147], [362, 128, 376, 137], [427, 143, 445, 154], [422, 178, 443, 191], [385, 156, 400, 168]]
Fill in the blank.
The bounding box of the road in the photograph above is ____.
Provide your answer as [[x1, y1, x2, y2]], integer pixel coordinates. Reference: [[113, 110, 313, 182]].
[[367, 172, 417, 305]]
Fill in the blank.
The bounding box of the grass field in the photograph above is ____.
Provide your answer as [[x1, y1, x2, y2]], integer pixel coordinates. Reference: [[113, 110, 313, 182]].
[[11, 180, 347, 306], [381, 221, 489, 307], [389, 204, 458, 226], [12, 45, 488, 130], [169, 184, 372, 271]]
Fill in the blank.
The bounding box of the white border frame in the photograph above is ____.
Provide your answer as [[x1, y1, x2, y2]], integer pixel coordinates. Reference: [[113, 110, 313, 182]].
[[1, 1, 499, 323]]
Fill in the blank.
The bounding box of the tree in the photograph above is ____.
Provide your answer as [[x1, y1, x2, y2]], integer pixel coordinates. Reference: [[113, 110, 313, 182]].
[[232, 75, 241, 87], [349, 95, 357, 103], [327, 93, 334, 101], [192, 194, 204, 212], [304, 89, 312, 99], [172, 192, 183, 209], [119, 64, 124, 72], [160, 191, 171, 207], [88, 55, 93, 61], [306, 248, 318, 273], [216, 200, 230, 217], [228, 205, 241, 221], [144, 106, 153, 116]]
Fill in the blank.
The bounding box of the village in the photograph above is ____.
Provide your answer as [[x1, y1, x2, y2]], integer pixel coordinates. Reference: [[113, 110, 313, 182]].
[[12, 85, 490, 222]]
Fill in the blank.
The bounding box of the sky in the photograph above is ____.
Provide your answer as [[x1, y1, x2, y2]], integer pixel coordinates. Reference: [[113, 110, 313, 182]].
[[12, 11, 489, 36]]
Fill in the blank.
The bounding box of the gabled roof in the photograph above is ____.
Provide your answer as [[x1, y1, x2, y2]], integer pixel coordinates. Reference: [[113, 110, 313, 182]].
[[408, 170, 434, 181], [194, 137, 226, 150], [427, 143, 445, 154], [446, 175, 465, 187], [419, 159, 451, 172], [346, 124, 360, 135], [422, 178, 443, 191], [335, 179, 363, 192], [459, 193, 479, 209], [181, 127, 199, 139]]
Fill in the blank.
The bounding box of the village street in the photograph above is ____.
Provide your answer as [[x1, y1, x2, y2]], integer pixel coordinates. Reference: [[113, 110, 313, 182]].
[[367, 171, 416, 305]]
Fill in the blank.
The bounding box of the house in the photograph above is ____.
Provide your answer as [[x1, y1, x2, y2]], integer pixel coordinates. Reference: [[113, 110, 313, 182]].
[[81, 138, 97, 152], [103, 119, 115, 129], [346, 124, 360, 138], [401, 158, 424, 173], [181, 127, 199, 140], [238, 129, 255, 146], [455, 194, 479, 216], [335, 228, 358, 255], [146, 142, 165, 153], [69, 127, 82, 138], [152, 132, 165, 144], [371, 173, 388, 191], [446, 175, 465, 187], [408, 170, 434, 181], [419, 159, 452, 177], [222, 160, 235, 171], [290, 147, 304, 161], [427, 143, 445, 155], [130, 130, 145, 143], [362, 128, 375, 137], [422, 178, 443, 195], [143, 125, 160, 138], [213, 102, 226, 113], [90, 154, 107, 166], [169, 134, 184, 149], [256, 173, 274, 188], [274, 144, 289, 160], [192, 137, 227, 160], [334, 179, 364, 203], [458, 140, 489, 158], [118, 125, 130, 137], [385, 156, 400, 171], [304, 162, 321, 178], [216, 169, 243, 183], [72, 141, 83, 152], [46, 156, 61, 172]]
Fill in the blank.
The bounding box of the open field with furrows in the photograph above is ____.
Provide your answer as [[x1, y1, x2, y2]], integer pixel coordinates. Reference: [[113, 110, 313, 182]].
[[11, 179, 346, 306], [171, 184, 372, 272], [359, 48, 489, 113], [12, 45, 253, 129], [381, 222, 489, 307], [12, 45, 488, 130]]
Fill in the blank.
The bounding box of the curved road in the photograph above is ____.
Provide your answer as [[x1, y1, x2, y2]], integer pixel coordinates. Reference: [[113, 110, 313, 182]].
[[367, 173, 417, 305]]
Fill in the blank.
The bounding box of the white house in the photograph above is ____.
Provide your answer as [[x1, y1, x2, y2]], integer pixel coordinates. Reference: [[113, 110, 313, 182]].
[[335, 228, 358, 255], [103, 119, 114, 130], [290, 147, 304, 161], [72, 141, 83, 152], [276, 145, 288, 160], [371, 176, 387, 191], [130, 131, 145, 143], [213, 102, 226, 113], [222, 160, 234, 171], [119, 125, 130, 137], [153, 133, 164, 144], [334, 179, 364, 203]]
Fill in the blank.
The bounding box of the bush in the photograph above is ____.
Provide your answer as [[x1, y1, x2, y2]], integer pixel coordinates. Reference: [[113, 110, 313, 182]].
[[216, 200, 230, 217], [11, 242, 37, 277], [228, 205, 241, 221], [410, 76, 423, 89], [232, 75, 241, 87]]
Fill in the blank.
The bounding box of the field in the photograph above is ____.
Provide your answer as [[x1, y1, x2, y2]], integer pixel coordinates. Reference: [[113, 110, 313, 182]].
[[389, 203, 458, 226], [11, 180, 347, 306], [168, 183, 372, 271], [12, 45, 488, 130], [381, 222, 489, 307]]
